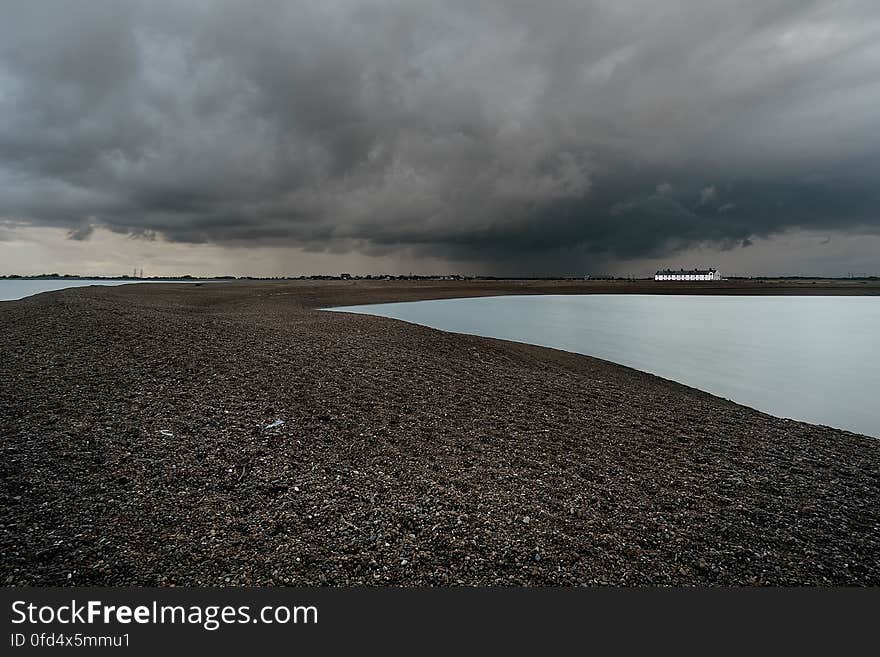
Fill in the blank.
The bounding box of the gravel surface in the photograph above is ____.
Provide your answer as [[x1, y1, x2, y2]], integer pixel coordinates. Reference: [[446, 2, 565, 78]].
[[1, 280, 878, 585]]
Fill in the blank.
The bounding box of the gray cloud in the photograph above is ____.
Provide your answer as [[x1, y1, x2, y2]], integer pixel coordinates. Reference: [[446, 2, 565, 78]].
[[700, 186, 718, 206], [1, 0, 880, 274], [66, 224, 96, 241]]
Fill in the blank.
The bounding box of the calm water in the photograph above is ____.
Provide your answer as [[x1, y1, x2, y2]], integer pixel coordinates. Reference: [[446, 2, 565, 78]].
[[330, 295, 880, 437], [0, 279, 186, 301]]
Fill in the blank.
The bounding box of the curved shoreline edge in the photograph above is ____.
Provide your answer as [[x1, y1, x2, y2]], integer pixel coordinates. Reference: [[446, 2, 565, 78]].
[[1, 281, 878, 585], [322, 296, 878, 439]]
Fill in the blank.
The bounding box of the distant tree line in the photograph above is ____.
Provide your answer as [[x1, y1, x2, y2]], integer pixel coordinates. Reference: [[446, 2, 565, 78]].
[[1, 273, 877, 281]]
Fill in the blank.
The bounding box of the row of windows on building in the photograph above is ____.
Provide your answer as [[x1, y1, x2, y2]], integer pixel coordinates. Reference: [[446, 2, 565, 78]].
[[654, 269, 722, 281]]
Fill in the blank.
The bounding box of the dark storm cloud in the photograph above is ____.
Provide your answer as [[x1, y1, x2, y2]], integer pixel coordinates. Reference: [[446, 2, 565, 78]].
[[1, 0, 880, 272]]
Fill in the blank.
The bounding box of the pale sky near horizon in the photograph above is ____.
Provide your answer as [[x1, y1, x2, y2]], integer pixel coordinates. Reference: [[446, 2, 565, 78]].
[[2, 1, 880, 276]]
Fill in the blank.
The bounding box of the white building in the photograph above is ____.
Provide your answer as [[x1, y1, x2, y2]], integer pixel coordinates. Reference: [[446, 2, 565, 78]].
[[654, 268, 722, 281]]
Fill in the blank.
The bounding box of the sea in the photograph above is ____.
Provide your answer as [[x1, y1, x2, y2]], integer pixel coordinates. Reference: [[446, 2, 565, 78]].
[[0, 279, 187, 302], [329, 295, 880, 437]]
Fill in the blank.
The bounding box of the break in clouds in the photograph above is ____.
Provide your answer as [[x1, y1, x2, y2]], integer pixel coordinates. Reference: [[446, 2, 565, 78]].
[[1, 0, 880, 274]]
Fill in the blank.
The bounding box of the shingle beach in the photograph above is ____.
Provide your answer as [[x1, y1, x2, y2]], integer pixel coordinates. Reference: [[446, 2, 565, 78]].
[[2, 280, 878, 585]]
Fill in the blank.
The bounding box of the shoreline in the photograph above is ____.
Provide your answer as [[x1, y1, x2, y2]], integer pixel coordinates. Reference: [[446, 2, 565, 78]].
[[300, 278, 880, 307], [3, 276, 880, 307], [326, 298, 878, 439], [1, 281, 878, 585]]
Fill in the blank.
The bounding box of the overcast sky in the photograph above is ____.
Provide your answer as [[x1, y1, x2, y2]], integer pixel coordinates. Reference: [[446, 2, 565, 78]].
[[2, 0, 879, 276]]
